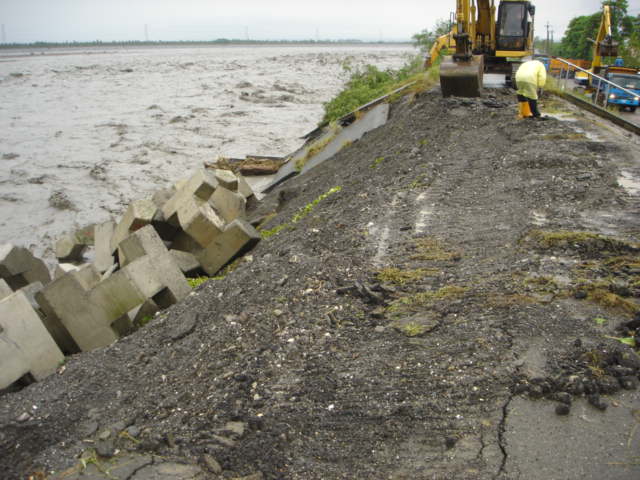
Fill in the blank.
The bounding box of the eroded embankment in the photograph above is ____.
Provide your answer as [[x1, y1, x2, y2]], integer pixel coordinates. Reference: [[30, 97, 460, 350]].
[[1, 88, 640, 480]]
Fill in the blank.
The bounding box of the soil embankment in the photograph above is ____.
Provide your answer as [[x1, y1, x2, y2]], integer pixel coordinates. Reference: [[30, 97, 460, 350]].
[[1, 88, 640, 479]]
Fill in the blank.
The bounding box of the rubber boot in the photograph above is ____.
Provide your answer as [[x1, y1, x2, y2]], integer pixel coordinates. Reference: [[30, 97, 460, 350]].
[[518, 102, 532, 119]]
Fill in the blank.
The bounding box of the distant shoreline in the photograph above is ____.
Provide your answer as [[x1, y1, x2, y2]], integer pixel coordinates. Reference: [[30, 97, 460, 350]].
[[0, 39, 412, 49], [0, 40, 413, 59]]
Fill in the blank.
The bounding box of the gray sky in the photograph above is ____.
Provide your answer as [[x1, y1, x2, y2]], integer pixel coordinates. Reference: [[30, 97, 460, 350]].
[[0, 0, 633, 44]]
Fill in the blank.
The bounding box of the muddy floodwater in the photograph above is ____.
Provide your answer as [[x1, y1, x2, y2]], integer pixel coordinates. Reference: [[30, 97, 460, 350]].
[[0, 44, 414, 259]]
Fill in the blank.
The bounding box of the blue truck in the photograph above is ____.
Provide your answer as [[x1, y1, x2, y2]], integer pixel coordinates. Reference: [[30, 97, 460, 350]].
[[593, 67, 640, 112]]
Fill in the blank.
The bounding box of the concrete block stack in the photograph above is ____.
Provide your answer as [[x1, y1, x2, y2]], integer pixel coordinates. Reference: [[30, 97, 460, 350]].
[[0, 168, 261, 392]]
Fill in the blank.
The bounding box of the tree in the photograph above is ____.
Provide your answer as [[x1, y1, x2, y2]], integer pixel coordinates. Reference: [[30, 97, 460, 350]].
[[557, 13, 601, 60], [412, 19, 451, 53]]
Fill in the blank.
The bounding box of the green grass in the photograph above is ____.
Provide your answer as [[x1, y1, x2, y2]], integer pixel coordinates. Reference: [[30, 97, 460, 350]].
[[321, 56, 438, 124], [260, 186, 343, 239]]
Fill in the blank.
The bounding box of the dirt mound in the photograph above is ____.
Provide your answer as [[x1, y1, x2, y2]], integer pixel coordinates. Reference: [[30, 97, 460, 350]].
[[2, 88, 640, 479]]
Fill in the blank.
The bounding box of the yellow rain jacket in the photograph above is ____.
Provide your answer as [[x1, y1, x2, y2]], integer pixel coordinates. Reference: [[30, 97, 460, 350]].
[[516, 60, 547, 100]]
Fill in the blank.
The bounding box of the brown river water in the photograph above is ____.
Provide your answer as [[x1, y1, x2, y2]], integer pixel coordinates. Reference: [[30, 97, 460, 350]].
[[0, 44, 415, 260]]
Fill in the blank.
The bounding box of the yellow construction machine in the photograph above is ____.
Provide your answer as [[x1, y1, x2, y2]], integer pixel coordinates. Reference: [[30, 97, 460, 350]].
[[574, 4, 618, 88], [429, 0, 536, 97]]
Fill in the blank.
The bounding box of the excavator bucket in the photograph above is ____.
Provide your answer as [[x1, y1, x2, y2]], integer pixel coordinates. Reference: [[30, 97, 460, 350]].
[[439, 55, 484, 97]]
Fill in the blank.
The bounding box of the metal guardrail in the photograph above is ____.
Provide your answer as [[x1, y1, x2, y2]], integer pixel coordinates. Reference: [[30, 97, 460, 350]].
[[548, 57, 640, 136], [551, 56, 639, 109]]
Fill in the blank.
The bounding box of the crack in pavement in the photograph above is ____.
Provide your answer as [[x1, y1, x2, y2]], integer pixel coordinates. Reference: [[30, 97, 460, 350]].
[[494, 393, 514, 479]]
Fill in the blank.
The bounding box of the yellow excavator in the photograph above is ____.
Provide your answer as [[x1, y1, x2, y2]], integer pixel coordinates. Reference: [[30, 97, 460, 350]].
[[428, 0, 536, 97], [574, 3, 618, 88]]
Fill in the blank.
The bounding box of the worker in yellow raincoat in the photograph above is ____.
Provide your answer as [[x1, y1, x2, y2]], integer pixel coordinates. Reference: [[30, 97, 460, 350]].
[[515, 59, 547, 119]]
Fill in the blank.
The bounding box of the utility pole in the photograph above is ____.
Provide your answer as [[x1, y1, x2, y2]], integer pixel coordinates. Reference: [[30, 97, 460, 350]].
[[144, 24, 149, 42], [545, 21, 551, 55], [1, 24, 6, 44]]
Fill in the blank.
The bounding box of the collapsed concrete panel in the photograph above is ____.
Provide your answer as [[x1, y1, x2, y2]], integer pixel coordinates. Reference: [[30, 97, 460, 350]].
[[177, 197, 225, 248], [0, 244, 51, 290], [0, 291, 64, 389], [196, 219, 260, 276], [210, 187, 247, 224], [55, 233, 87, 263], [110, 199, 157, 253], [94, 221, 115, 273]]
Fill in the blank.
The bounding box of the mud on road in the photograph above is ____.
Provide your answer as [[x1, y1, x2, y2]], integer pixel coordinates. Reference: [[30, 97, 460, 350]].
[[1, 88, 640, 479]]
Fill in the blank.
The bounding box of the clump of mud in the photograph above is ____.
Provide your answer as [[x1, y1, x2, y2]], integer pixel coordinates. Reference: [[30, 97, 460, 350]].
[[48, 190, 76, 210]]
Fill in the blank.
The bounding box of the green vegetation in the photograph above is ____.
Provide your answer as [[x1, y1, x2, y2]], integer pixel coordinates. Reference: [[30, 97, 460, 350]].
[[411, 236, 462, 262], [399, 322, 430, 337], [370, 156, 385, 169], [377, 267, 438, 285], [526, 230, 638, 255], [295, 132, 338, 171], [260, 186, 343, 239], [188, 277, 212, 288], [556, 1, 640, 66], [321, 54, 440, 124], [388, 285, 467, 314]]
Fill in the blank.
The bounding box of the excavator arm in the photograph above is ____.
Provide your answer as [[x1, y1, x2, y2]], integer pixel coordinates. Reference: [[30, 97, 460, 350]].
[[425, 32, 454, 68], [590, 4, 618, 71], [439, 0, 484, 97]]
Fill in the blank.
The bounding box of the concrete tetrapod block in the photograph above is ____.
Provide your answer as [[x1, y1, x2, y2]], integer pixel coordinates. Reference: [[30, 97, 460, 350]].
[[121, 254, 191, 304], [0, 279, 12, 300], [210, 186, 247, 224], [170, 250, 201, 276], [236, 173, 255, 199], [117, 225, 168, 267], [35, 266, 100, 354], [94, 221, 115, 273], [18, 281, 44, 313], [0, 291, 64, 389], [55, 263, 82, 279], [0, 244, 51, 290], [170, 232, 203, 254], [213, 169, 239, 192], [196, 219, 260, 276], [110, 199, 157, 253], [55, 233, 87, 263], [177, 197, 225, 248], [161, 169, 220, 224]]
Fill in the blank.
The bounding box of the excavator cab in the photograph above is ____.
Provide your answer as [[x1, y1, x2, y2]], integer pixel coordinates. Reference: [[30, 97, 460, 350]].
[[496, 1, 534, 52], [440, 1, 536, 97]]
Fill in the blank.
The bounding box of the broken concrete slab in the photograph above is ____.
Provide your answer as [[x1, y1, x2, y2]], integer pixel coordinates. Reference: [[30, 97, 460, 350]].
[[196, 219, 260, 276], [261, 103, 390, 193], [170, 250, 201, 276], [210, 186, 247, 223], [94, 221, 115, 273], [110, 199, 157, 253], [177, 197, 225, 248], [0, 290, 64, 389], [55, 233, 88, 262], [300, 103, 389, 174]]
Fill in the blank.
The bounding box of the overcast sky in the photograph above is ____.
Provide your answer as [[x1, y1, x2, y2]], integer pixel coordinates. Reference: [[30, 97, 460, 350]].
[[0, 0, 636, 44]]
